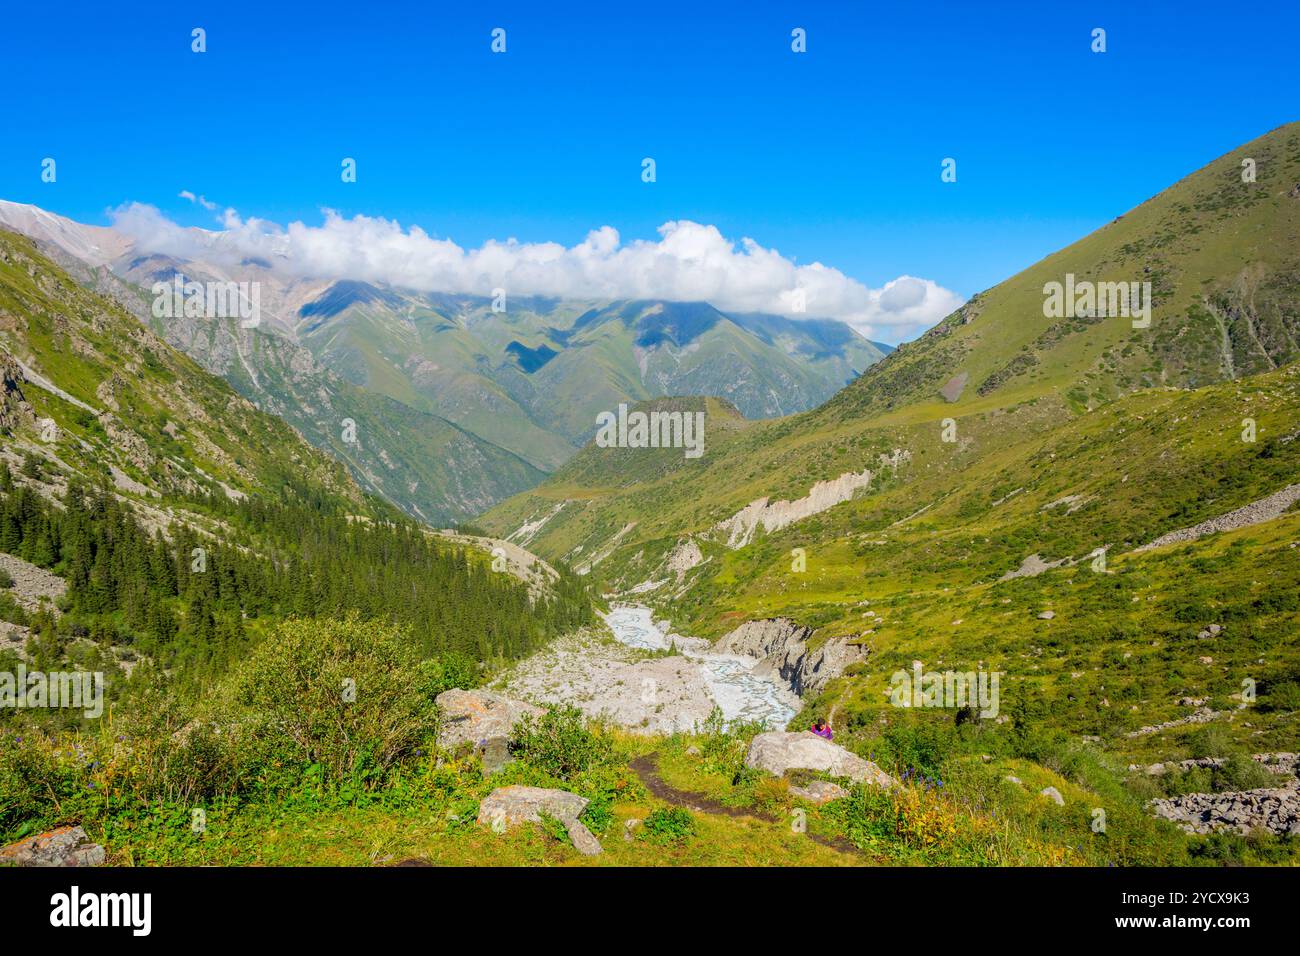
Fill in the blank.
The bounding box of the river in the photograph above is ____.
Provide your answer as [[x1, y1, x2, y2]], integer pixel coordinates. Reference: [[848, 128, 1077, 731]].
[[602, 605, 799, 730]]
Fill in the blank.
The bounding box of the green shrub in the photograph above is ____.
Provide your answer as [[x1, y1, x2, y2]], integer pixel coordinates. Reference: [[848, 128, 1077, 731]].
[[0, 592, 28, 626], [879, 719, 957, 777], [1217, 754, 1280, 791], [695, 706, 765, 781], [1185, 725, 1233, 760], [510, 705, 613, 781], [0, 731, 67, 836], [219, 616, 442, 791], [641, 807, 696, 845], [1259, 680, 1300, 713]]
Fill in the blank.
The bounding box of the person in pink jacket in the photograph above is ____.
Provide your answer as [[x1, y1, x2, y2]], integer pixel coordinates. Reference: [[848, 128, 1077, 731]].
[[810, 719, 833, 740]]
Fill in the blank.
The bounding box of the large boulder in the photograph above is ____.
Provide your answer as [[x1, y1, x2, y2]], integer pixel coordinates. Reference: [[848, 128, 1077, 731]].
[[745, 731, 896, 788], [435, 688, 543, 751], [0, 825, 105, 867], [477, 785, 602, 856]]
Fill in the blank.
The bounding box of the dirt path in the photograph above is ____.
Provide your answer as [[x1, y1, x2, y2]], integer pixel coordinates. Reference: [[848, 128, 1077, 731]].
[[629, 753, 864, 858]]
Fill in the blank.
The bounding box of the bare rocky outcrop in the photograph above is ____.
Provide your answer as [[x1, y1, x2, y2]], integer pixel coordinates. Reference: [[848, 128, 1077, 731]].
[[745, 731, 896, 788], [0, 825, 105, 867], [1149, 785, 1300, 836], [477, 785, 602, 855], [1136, 482, 1300, 552], [0, 351, 37, 433], [664, 537, 704, 581], [1000, 553, 1069, 581], [938, 371, 968, 403], [507, 501, 568, 547], [714, 618, 868, 696], [715, 469, 876, 548]]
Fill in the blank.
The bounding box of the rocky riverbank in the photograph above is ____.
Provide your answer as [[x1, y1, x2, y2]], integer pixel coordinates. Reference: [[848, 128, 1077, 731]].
[[494, 607, 803, 734], [713, 618, 868, 697]]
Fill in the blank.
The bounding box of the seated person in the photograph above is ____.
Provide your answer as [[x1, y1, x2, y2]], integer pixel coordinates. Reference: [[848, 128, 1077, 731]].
[[810, 719, 833, 740]]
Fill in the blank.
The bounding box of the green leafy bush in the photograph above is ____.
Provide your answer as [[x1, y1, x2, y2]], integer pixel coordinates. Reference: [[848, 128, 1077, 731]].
[[219, 616, 442, 791], [511, 705, 614, 781], [641, 807, 696, 845]]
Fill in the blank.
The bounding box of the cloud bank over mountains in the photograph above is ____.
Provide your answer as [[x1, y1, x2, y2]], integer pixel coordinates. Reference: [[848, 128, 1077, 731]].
[[112, 199, 964, 341]]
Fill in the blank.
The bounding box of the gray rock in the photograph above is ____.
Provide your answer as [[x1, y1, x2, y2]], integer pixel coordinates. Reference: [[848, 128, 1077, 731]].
[[1005, 775, 1023, 785], [480, 736, 513, 775], [436, 688, 543, 752], [938, 371, 968, 403], [789, 780, 850, 804], [1040, 786, 1065, 806], [623, 818, 642, 842], [0, 825, 105, 867], [477, 785, 601, 855], [1037, 610, 1056, 620], [566, 819, 603, 856], [1148, 783, 1300, 836], [745, 731, 896, 788]]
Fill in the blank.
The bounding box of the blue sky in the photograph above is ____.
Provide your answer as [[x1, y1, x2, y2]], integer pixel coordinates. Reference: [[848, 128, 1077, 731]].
[[1, 0, 1296, 342]]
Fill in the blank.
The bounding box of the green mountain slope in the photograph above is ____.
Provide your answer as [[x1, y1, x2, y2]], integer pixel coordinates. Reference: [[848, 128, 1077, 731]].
[[0, 197, 886, 523], [22, 243, 547, 526], [0, 227, 594, 681], [478, 123, 1300, 767], [0, 228, 366, 509], [299, 293, 887, 469]]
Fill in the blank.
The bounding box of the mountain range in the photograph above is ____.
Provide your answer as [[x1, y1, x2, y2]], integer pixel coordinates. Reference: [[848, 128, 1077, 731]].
[[0, 200, 889, 524]]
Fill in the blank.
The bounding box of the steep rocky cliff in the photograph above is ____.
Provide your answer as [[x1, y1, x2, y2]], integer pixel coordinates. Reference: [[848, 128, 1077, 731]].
[[714, 618, 869, 697]]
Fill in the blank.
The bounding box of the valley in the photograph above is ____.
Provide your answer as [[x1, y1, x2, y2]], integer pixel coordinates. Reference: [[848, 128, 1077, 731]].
[[2, 122, 1299, 871]]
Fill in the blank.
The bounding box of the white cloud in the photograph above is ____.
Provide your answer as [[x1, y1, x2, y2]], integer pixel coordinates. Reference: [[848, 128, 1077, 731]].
[[178, 190, 219, 212], [111, 202, 963, 340]]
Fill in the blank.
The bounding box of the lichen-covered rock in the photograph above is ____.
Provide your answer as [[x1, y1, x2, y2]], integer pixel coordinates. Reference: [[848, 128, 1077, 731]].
[[745, 732, 896, 788], [0, 825, 105, 867], [435, 688, 543, 750], [477, 785, 602, 855]]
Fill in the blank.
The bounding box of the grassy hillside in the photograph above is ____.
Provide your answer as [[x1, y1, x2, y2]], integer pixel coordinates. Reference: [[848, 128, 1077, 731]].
[[478, 123, 1300, 795], [0, 229, 595, 698], [480, 122, 1300, 578], [0, 229, 366, 508]]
